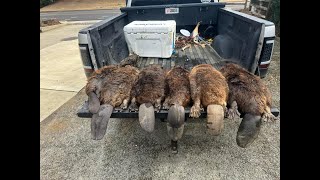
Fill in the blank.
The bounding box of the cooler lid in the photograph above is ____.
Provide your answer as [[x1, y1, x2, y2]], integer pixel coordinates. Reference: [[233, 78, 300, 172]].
[[124, 20, 176, 33]]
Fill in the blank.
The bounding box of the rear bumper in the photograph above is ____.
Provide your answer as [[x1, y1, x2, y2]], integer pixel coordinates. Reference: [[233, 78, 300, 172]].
[[259, 68, 268, 78]]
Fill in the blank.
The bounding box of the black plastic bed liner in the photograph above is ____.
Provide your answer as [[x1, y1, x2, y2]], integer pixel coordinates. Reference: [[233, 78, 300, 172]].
[[136, 44, 223, 70]]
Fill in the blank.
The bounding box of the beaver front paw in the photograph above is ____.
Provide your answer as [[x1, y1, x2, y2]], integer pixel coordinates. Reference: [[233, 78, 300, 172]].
[[190, 105, 201, 118], [128, 102, 139, 112]]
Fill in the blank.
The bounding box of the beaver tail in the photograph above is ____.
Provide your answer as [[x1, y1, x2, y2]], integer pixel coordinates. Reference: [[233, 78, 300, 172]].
[[139, 103, 155, 132], [88, 92, 100, 114], [167, 104, 185, 141], [91, 104, 114, 140], [206, 104, 225, 135], [236, 113, 262, 148]]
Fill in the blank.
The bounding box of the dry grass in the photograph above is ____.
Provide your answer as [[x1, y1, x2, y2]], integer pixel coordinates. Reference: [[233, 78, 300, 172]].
[[40, 19, 61, 27]]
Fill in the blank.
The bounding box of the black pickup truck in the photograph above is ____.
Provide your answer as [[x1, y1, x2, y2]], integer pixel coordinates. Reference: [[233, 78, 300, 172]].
[[77, 0, 279, 121]]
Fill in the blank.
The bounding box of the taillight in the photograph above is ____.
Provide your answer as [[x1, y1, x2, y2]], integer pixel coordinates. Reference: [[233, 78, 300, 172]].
[[83, 66, 94, 78], [259, 63, 270, 69]]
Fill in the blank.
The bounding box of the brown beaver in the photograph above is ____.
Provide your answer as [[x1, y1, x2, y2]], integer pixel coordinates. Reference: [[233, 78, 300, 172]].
[[85, 54, 139, 112], [129, 64, 166, 132], [85, 65, 139, 140], [162, 66, 191, 147], [220, 62, 277, 148], [85, 65, 119, 114], [189, 64, 229, 135]]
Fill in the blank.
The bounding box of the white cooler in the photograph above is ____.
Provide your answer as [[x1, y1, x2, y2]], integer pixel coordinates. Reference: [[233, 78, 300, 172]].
[[123, 20, 176, 58]]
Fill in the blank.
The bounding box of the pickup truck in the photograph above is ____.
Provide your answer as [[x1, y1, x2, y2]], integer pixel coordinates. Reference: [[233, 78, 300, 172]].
[[77, 0, 279, 128]]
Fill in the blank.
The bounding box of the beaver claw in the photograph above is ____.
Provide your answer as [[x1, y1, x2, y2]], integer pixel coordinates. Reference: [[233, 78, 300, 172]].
[[154, 104, 161, 112], [114, 107, 124, 112], [162, 102, 170, 110], [120, 102, 128, 110], [262, 112, 278, 122], [190, 105, 201, 118], [128, 102, 139, 112]]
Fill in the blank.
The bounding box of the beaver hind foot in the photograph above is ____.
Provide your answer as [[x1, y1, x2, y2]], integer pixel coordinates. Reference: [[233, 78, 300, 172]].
[[88, 92, 100, 114], [236, 113, 262, 148], [190, 105, 201, 118], [167, 104, 185, 141], [262, 112, 278, 122], [226, 101, 241, 120], [139, 103, 155, 132], [207, 105, 224, 136], [91, 104, 114, 140]]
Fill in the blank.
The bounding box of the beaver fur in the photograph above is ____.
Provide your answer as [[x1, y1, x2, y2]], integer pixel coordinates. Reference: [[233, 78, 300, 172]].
[[163, 66, 191, 143], [129, 64, 165, 132], [85, 65, 119, 114], [119, 54, 139, 67], [219, 63, 275, 120], [85, 65, 139, 140], [130, 64, 166, 110], [99, 65, 140, 108], [220, 63, 277, 147], [163, 66, 191, 110], [189, 64, 229, 135]]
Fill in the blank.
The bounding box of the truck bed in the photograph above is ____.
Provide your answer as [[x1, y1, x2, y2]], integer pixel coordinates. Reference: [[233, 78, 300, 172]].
[[77, 5, 280, 119], [136, 44, 223, 70], [77, 44, 280, 119], [78, 44, 224, 119]]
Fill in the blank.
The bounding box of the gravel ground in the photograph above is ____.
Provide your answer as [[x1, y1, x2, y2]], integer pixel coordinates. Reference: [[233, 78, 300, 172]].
[[40, 39, 280, 180]]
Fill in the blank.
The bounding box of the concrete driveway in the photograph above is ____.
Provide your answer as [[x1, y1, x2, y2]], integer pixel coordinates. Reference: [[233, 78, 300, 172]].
[[40, 22, 96, 122], [40, 87, 280, 180]]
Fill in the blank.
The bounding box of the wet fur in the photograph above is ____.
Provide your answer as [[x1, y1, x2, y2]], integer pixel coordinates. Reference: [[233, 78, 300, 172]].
[[163, 67, 191, 108], [119, 54, 139, 67], [220, 63, 272, 116], [131, 65, 166, 107], [164, 67, 191, 143], [189, 64, 229, 109], [86, 64, 139, 106], [85, 65, 118, 100], [99, 65, 140, 107], [85, 65, 139, 140]]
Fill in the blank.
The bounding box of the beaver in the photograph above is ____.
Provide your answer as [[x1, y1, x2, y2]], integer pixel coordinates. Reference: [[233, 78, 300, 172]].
[[85, 54, 139, 114], [129, 64, 166, 132], [220, 62, 277, 148], [85, 65, 119, 114], [162, 66, 191, 149], [85, 65, 140, 140], [189, 64, 229, 135]]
